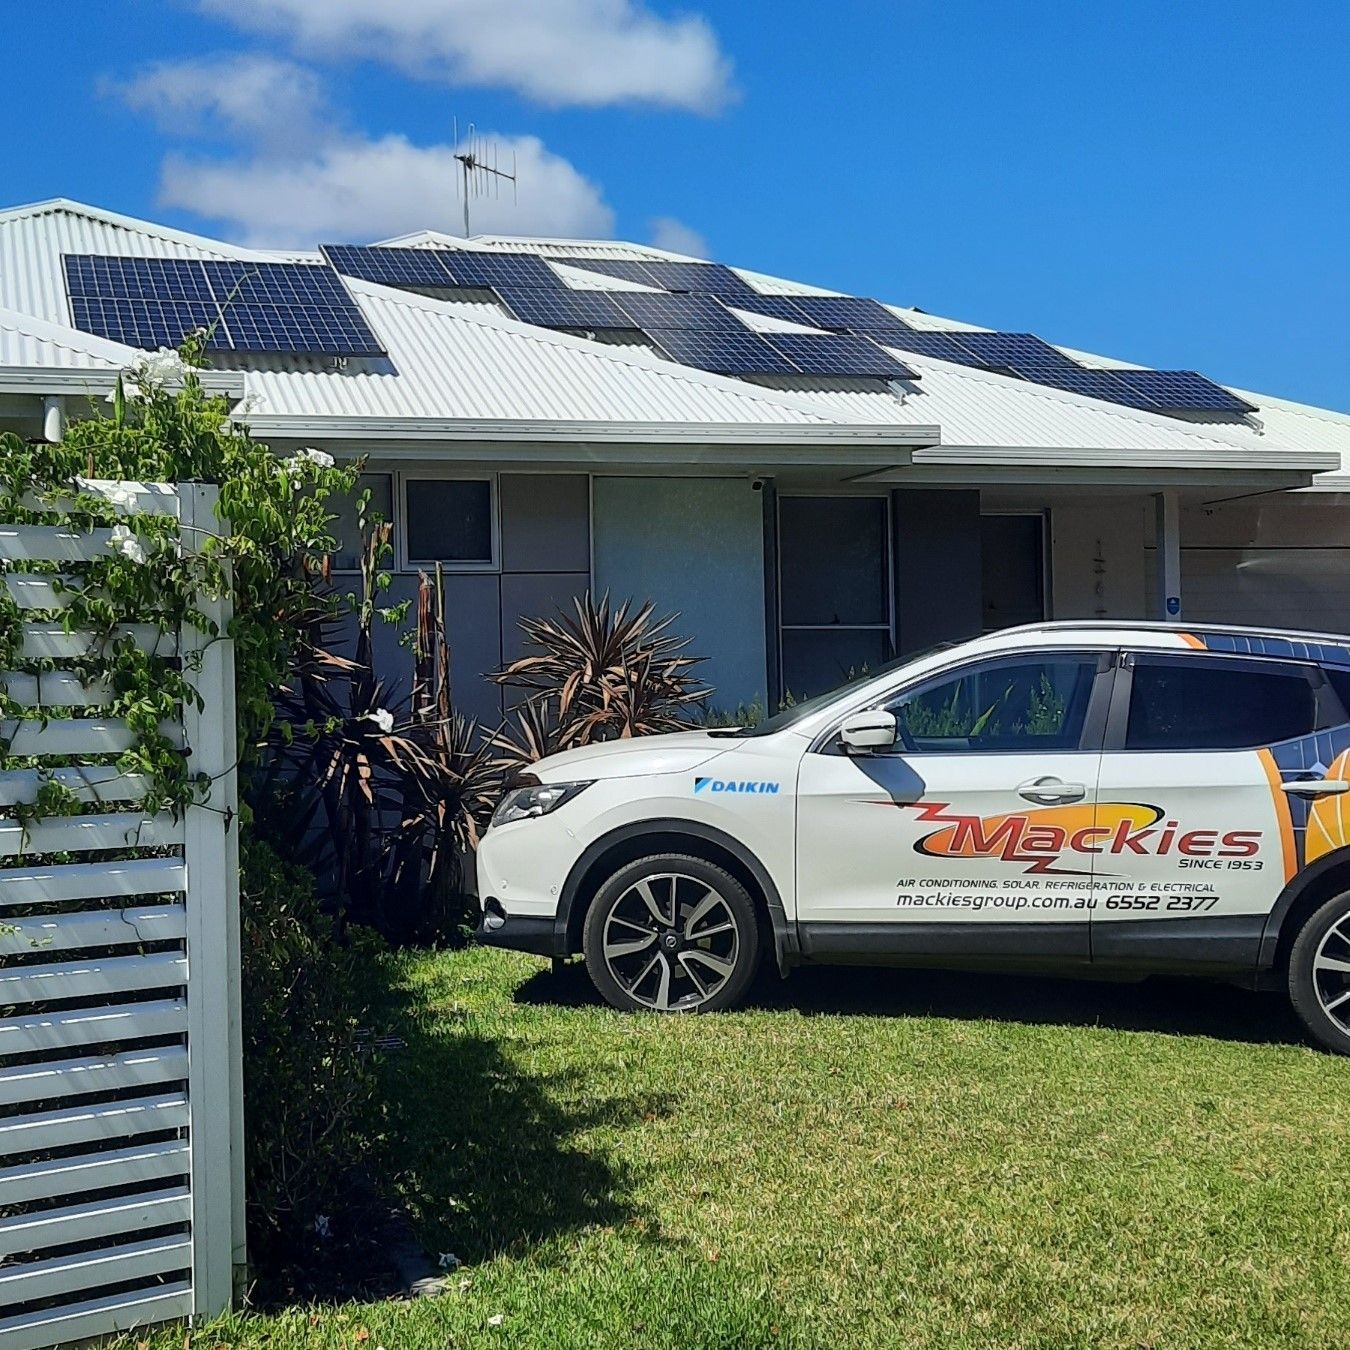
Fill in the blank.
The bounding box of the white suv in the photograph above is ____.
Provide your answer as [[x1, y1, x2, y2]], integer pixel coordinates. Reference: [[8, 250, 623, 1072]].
[[477, 622, 1350, 1053]]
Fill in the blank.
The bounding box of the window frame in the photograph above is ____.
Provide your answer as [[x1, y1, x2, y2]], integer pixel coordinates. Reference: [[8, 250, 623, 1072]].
[[811, 647, 1116, 757], [1103, 650, 1346, 754], [776, 491, 895, 696], [397, 469, 500, 573]]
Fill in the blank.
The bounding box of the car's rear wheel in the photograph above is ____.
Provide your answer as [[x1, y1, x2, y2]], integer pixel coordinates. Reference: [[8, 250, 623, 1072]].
[[582, 854, 761, 1013], [1288, 890, 1350, 1055]]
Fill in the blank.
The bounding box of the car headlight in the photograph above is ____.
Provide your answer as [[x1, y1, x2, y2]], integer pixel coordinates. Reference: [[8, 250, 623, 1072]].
[[491, 780, 593, 827]]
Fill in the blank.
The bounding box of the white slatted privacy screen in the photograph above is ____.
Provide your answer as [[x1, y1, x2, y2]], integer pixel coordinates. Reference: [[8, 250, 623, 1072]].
[[0, 483, 244, 1350]]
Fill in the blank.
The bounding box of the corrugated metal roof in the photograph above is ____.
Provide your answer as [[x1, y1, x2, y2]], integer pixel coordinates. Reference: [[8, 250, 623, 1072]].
[[754, 350, 1289, 458], [0, 199, 268, 329], [0, 305, 135, 368], [0, 199, 1336, 472], [243, 281, 849, 429]]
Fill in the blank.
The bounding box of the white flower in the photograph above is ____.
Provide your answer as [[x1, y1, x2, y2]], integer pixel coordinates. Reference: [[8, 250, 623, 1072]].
[[138, 347, 189, 385], [105, 484, 137, 512], [438, 1252, 461, 1270], [107, 523, 146, 565], [314, 1214, 331, 1238], [365, 708, 395, 735], [104, 376, 142, 403], [287, 446, 335, 470]]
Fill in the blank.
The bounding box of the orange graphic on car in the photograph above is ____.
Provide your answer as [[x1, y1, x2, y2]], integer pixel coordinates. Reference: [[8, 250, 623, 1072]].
[[1305, 749, 1350, 864], [904, 800, 1262, 875]]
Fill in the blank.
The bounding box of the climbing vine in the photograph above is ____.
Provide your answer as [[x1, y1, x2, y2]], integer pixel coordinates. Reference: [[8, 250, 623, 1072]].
[[0, 335, 354, 821]]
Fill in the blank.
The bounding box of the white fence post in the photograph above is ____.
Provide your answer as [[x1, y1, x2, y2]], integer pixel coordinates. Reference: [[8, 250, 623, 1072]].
[[0, 477, 245, 1349], [178, 483, 245, 1319]]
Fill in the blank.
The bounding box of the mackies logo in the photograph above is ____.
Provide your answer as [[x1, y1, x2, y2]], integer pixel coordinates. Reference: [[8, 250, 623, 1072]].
[[904, 801, 1262, 875]]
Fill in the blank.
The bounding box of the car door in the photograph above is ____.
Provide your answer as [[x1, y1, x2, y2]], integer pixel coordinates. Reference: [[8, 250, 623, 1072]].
[[794, 649, 1114, 961], [1091, 650, 1347, 974]]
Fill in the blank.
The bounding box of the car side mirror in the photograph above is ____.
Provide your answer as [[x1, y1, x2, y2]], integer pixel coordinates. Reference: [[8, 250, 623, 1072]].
[[839, 710, 897, 754]]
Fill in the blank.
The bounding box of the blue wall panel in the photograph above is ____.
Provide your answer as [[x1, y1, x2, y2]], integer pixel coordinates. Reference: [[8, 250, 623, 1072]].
[[592, 477, 766, 710]]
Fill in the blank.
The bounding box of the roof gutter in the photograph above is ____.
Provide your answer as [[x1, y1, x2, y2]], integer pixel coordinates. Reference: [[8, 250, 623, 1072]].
[[0, 366, 246, 401], [906, 443, 1339, 472], [243, 415, 941, 451]]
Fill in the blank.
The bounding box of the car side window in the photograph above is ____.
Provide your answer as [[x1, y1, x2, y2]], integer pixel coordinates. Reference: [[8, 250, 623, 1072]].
[[1125, 656, 1321, 751], [884, 655, 1099, 754]]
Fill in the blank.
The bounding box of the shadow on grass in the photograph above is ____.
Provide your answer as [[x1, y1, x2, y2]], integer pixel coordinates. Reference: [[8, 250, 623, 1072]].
[[374, 966, 674, 1264], [516, 957, 1306, 1047]]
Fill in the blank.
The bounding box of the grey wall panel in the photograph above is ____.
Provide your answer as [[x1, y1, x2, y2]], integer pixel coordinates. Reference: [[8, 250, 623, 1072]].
[[892, 489, 983, 655], [500, 474, 590, 574], [592, 477, 766, 709], [500, 572, 592, 664], [341, 572, 503, 725], [441, 573, 506, 724]]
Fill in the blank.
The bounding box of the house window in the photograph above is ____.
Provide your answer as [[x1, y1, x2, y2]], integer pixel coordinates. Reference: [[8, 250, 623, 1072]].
[[779, 495, 892, 699], [403, 477, 495, 567], [328, 473, 392, 572]]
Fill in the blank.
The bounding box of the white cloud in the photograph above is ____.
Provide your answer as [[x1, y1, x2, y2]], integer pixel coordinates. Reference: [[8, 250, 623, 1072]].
[[194, 0, 734, 112], [649, 216, 709, 259], [108, 54, 331, 155], [157, 132, 615, 248]]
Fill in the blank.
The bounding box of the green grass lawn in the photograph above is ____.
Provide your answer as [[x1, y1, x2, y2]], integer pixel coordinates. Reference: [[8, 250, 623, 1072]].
[[142, 947, 1349, 1348]]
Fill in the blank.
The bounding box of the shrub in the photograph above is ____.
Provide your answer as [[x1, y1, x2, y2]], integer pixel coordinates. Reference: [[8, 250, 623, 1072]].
[[239, 837, 384, 1279], [0, 341, 382, 1285], [489, 591, 709, 774]]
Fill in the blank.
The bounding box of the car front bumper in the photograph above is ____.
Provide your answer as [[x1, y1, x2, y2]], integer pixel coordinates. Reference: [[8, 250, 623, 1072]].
[[474, 899, 564, 957]]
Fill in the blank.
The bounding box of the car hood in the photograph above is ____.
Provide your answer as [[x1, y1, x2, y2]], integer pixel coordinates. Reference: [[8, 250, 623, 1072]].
[[531, 730, 733, 782]]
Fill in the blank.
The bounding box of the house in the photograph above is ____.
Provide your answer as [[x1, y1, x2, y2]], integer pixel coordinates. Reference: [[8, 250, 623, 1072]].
[[1, 197, 1347, 722]]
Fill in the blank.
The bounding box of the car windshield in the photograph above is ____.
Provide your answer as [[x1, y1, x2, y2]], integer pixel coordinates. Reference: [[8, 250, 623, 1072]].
[[712, 642, 956, 738]]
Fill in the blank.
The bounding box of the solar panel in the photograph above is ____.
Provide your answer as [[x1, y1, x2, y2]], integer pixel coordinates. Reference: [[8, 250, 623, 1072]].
[[1112, 370, 1256, 414], [495, 286, 635, 329], [64, 253, 385, 356], [204, 262, 384, 355], [209, 261, 358, 306], [68, 296, 229, 350], [440, 250, 561, 290], [788, 295, 913, 335], [638, 261, 757, 299], [767, 332, 919, 380], [1009, 366, 1157, 409], [321, 244, 457, 287], [724, 294, 819, 326], [876, 329, 985, 365], [646, 328, 799, 375], [552, 257, 664, 288], [64, 255, 215, 302], [949, 332, 1076, 370], [612, 292, 744, 330]]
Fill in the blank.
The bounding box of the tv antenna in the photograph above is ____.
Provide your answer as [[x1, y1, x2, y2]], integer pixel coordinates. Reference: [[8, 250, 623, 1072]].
[[453, 119, 517, 237]]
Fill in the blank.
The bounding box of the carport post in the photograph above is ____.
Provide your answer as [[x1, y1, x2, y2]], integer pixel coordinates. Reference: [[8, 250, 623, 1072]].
[[1154, 490, 1181, 621]]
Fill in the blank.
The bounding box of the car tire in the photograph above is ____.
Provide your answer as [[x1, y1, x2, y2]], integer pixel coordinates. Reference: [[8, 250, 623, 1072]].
[[582, 853, 762, 1013], [1287, 890, 1350, 1055]]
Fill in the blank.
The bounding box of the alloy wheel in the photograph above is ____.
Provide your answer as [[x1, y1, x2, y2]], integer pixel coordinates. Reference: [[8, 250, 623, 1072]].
[[600, 872, 741, 1011], [1313, 913, 1350, 1033]]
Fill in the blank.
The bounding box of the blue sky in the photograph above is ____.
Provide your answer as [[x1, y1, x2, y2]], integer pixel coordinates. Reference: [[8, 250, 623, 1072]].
[[5, 0, 1348, 407]]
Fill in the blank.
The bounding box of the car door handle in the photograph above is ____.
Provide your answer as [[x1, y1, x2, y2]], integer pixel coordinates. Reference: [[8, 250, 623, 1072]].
[[1017, 776, 1086, 805], [1281, 779, 1350, 798]]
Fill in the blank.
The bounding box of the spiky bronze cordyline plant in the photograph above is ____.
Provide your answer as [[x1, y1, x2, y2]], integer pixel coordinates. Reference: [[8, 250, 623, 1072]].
[[257, 522, 497, 941], [488, 591, 710, 776]]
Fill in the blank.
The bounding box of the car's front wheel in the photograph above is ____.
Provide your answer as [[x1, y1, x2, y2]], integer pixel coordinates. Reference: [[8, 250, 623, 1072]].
[[582, 854, 761, 1012], [1288, 890, 1350, 1055]]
